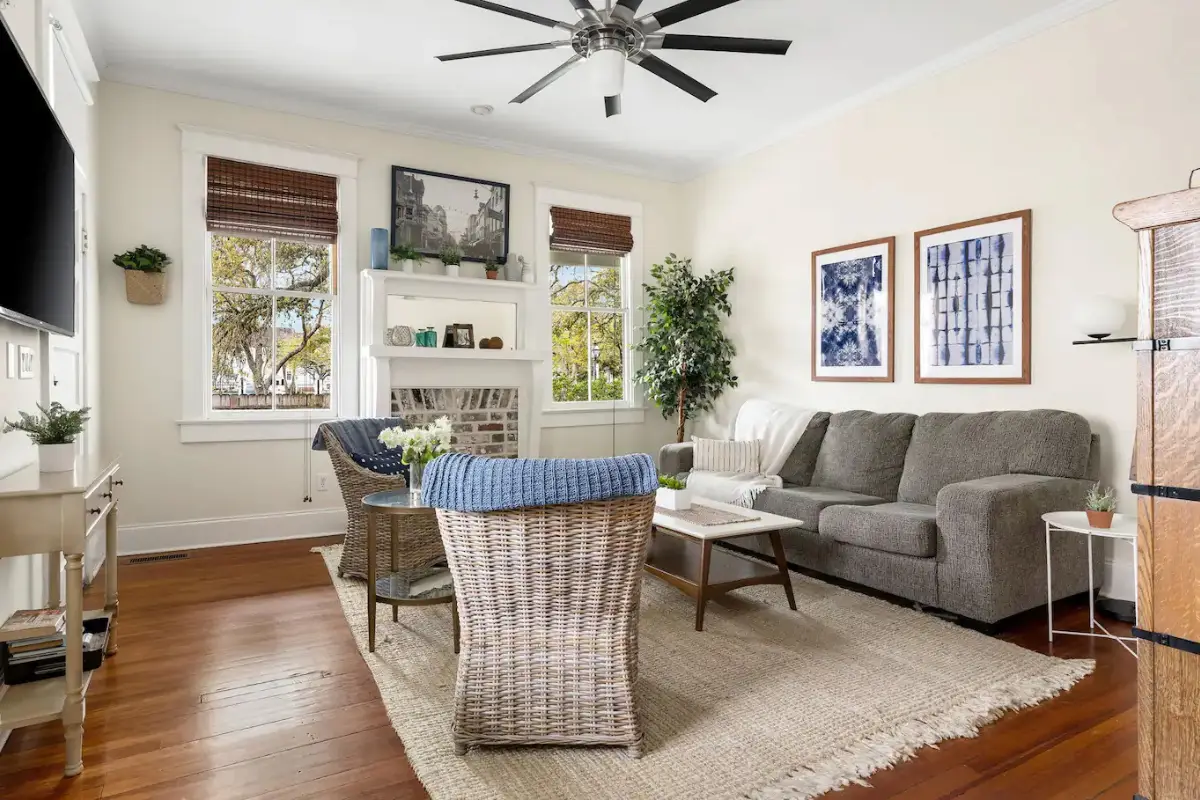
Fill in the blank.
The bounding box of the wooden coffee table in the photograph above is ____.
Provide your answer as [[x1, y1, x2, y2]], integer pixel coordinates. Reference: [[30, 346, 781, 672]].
[[646, 498, 801, 631]]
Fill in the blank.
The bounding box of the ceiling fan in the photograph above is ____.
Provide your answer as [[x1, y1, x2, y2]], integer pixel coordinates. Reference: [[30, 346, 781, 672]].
[[438, 0, 792, 117]]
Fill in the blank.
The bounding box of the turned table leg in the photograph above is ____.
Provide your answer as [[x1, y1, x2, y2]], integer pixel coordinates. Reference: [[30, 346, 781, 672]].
[[63, 553, 84, 777]]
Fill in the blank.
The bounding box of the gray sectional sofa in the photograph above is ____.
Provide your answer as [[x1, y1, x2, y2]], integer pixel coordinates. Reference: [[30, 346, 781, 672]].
[[659, 409, 1103, 626]]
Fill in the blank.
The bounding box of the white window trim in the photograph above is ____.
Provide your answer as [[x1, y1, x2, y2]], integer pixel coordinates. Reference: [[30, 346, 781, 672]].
[[534, 185, 646, 427], [178, 126, 360, 443]]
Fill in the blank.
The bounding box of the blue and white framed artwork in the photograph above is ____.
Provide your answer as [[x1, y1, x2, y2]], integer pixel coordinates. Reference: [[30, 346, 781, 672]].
[[812, 237, 895, 382], [915, 210, 1031, 384]]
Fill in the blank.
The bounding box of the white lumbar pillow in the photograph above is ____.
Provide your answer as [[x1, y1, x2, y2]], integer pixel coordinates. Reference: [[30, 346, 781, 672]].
[[692, 437, 761, 474]]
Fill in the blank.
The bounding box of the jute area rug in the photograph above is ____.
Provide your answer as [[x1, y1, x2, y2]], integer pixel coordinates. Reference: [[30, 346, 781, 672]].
[[314, 545, 1092, 799]]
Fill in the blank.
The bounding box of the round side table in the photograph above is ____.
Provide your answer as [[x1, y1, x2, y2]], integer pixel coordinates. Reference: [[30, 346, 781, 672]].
[[1043, 511, 1137, 658], [362, 490, 458, 654]]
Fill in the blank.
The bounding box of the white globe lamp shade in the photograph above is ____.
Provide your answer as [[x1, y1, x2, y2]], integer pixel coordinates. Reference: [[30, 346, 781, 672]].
[[591, 49, 625, 97], [1073, 295, 1127, 340]]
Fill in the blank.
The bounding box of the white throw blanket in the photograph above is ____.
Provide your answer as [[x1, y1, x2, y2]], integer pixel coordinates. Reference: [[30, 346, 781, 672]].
[[687, 400, 817, 508]]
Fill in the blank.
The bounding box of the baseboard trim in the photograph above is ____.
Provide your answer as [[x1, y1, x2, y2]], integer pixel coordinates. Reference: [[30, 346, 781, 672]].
[[118, 508, 347, 556]]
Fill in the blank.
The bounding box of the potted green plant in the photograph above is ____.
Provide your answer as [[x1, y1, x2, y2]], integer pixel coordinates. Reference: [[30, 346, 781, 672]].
[[484, 257, 500, 280], [390, 242, 424, 274], [656, 474, 692, 511], [439, 243, 463, 278], [636, 254, 737, 442], [2, 402, 91, 473], [1085, 482, 1117, 529], [113, 245, 170, 305]]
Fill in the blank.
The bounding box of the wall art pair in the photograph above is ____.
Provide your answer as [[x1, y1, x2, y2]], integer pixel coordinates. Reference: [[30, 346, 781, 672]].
[[812, 209, 1031, 385]]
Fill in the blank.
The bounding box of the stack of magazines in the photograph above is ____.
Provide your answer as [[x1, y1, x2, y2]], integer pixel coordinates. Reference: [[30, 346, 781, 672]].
[[1, 609, 68, 682]]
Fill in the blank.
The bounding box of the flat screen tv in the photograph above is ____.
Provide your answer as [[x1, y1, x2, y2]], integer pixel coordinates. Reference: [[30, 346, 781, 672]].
[[1, 16, 75, 336]]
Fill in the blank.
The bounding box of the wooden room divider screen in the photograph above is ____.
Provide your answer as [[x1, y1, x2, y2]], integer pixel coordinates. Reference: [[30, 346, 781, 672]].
[[1114, 176, 1200, 800]]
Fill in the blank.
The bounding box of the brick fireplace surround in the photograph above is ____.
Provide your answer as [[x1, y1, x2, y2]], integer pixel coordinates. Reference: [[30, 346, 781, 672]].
[[391, 388, 519, 457]]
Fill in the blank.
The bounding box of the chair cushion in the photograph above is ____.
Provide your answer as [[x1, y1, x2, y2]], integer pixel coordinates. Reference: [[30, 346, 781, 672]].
[[350, 451, 409, 477], [754, 484, 886, 532], [820, 502, 938, 558], [897, 410, 1093, 505], [778, 412, 832, 486], [810, 411, 917, 500]]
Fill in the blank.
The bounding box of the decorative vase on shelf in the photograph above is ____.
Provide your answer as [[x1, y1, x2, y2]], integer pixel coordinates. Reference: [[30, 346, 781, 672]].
[[445, 264, 459, 278], [370, 228, 389, 270], [386, 325, 414, 347], [38, 443, 76, 473], [402, 259, 415, 274], [519, 255, 533, 284]]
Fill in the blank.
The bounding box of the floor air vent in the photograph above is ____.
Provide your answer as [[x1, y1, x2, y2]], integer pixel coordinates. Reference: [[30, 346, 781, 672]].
[[126, 552, 190, 565]]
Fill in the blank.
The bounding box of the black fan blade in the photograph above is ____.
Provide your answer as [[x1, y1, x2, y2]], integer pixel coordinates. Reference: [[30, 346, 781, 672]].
[[511, 54, 584, 103], [438, 42, 571, 62], [611, 0, 644, 22], [451, 0, 565, 29], [644, 0, 741, 30], [568, 0, 602, 22], [657, 34, 791, 56], [605, 95, 622, 118], [631, 53, 716, 102]]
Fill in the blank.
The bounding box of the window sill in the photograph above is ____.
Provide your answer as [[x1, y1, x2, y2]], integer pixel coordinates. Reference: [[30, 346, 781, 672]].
[[540, 407, 646, 429], [178, 416, 333, 444]]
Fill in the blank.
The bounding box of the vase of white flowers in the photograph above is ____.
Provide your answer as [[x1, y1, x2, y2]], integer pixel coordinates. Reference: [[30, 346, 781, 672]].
[[378, 416, 453, 494]]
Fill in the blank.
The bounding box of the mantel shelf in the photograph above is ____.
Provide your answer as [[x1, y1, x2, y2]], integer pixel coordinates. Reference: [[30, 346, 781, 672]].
[[361, 269, 539, 292], [365, 345, 549, 362]]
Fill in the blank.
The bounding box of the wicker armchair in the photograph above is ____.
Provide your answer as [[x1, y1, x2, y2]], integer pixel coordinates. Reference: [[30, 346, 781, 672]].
[[316, 420, 443, 580], [437, 493, 656, 758]]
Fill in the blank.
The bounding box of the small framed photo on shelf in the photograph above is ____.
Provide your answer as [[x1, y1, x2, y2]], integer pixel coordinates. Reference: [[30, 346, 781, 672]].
[[452, 324, 475, 349]]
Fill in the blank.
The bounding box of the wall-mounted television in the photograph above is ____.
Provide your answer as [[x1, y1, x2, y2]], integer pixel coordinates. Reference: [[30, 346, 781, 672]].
[[0, 16, 76, 336]]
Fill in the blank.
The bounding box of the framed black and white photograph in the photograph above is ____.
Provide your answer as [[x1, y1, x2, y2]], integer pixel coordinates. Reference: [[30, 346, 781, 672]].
[[452, 324, 475, 350], [391, 166, 510, 263]]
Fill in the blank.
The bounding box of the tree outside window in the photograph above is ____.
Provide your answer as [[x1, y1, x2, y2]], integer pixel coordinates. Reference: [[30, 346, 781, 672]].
[[209, 234, 334, 411], [550, 251, 627, 403]]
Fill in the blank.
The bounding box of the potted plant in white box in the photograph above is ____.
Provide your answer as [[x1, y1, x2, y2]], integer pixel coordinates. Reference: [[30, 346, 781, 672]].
[[439, 243, 463, 278], [657, 474, 692, 511], [3, 402, 91, 473], [390, 242, 424, 274]]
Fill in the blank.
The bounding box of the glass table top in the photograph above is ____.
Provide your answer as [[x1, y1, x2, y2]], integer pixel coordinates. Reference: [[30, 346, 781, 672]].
[[363, 489, 430, 510], [374, 564, 454, 603]]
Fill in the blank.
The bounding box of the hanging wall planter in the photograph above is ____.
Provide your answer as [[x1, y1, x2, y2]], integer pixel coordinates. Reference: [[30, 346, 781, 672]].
[[113, 245, 170, 305]]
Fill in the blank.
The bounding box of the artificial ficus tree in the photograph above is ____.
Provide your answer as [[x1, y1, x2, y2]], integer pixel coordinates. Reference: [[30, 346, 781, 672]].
[[636, 254, 737, 443]]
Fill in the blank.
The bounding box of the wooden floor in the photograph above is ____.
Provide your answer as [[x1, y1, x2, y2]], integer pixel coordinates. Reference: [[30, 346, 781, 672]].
[[0, 538, 1136, 799]]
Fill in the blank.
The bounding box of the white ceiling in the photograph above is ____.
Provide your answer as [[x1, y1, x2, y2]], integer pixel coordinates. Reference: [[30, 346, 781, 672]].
[[75, 0, 1103, 181]]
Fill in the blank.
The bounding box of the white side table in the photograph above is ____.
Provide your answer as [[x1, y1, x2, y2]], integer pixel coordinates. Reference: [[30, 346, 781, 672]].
[[1043, 511, 1137, 658]]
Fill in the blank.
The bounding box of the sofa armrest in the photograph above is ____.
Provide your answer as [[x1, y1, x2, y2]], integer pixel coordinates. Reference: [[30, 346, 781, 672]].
[[935, 473, 1097, 623], [659, 442, 693, 476]]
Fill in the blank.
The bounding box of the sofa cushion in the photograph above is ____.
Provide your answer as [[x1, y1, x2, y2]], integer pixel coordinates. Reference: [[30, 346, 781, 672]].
[[778, 412, 831, 486], [820, 502, 938, 558], [754, 484, 886, 532], [810, 411, 917, 500], [897, 410, 1093, 506]]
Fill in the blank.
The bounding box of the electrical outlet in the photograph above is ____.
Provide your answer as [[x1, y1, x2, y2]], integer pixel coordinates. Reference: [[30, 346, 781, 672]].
[[317, 474, 330, 492]]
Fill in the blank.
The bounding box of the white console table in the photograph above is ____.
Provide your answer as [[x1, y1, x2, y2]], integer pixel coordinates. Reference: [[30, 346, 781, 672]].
[[0, 454, 121, 777]]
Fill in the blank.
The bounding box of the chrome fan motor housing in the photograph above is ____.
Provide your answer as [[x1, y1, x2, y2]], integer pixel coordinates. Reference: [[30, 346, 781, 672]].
[[571, 23, 643, 59]]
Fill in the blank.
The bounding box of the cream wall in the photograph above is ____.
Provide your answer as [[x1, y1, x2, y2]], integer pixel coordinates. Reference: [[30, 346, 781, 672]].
[[684, 0, 1198, 601], [97, 82, 680, 534]]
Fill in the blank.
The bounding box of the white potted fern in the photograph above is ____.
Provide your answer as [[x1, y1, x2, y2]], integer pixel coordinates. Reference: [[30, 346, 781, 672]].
[[2, 402, 91, 473]]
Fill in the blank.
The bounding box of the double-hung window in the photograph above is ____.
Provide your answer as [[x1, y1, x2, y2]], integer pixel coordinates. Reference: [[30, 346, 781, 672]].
[[205, 157, 338, 414], [548, 206, 634, 406]]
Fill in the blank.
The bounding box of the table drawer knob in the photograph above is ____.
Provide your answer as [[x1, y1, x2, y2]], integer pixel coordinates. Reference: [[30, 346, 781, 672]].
[[102, 492, 113, 500], [113, 480, 125, 487], [88, 507, 102, 515]]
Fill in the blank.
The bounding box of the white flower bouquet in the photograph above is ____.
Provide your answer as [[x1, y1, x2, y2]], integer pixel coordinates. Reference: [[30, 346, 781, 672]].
[[379, 416, 454, 466]]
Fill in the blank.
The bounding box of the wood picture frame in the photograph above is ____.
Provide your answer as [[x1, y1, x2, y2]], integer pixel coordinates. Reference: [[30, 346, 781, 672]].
[[811, 237, 896, 383], [391, 166, 510, 264], [913, 209, 1032, 385], [450, 323, 475, 350]]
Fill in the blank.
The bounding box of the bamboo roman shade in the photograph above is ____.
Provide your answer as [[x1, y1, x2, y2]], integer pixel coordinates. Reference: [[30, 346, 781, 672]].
[[206, 157, 339, 242], [549, 207, 634, 255]]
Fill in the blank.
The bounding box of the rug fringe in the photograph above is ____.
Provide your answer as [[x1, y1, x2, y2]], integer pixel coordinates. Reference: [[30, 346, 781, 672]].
[[749, 658, 1095, 799]]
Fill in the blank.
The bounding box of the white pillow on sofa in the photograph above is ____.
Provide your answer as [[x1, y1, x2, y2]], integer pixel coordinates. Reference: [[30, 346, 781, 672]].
[[692, 437, 762, 474]]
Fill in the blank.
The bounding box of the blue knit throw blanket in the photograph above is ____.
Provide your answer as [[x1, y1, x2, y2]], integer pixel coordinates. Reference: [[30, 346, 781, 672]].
[[422, 452, 658, 512]]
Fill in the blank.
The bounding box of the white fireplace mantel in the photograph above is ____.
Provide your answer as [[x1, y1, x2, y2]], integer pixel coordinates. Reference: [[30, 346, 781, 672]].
[[359, 269, 546, 457]]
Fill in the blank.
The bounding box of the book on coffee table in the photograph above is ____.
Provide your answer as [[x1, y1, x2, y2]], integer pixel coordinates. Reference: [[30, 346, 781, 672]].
[[0, 608, 65, 643]]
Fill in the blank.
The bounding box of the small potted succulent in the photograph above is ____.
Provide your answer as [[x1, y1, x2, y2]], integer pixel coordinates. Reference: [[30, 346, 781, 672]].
[[484, 257, 500, 280], [1085, 482, 1117, 529], [657, 474, 692, 511], [439, 243, 463, 278], [113, 245, 170, 305], [3, 402, 91, 473], [390, 242, 424, 274]]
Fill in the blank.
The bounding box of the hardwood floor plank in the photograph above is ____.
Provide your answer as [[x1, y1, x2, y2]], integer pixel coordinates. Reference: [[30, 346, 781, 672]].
[[0, 538, 1136, 799]]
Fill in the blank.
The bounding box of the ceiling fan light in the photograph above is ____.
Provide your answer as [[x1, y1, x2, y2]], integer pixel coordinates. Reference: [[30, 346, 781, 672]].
[[591, 48, 626, 97]]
